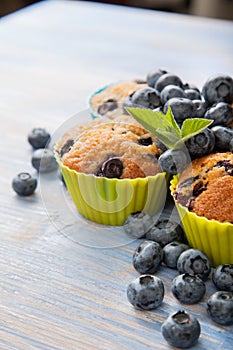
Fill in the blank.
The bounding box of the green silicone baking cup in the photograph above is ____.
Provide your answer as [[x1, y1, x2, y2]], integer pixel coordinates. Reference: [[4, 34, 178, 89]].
[[57, 157, 168, 226], [170, 175, 233, 266]]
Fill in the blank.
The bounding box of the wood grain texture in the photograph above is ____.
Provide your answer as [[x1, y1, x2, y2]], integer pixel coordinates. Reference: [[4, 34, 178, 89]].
[[0, 1, 233, 349]]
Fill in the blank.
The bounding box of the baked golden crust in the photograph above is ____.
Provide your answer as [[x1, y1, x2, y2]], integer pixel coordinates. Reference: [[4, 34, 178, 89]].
[[174, 152, 233, 223], [56, 120, 163, 179]]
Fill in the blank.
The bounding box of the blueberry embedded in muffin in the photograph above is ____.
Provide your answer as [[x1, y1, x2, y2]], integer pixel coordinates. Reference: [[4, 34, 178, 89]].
[[57, 121, 165, 179], [174, 152, 233, 223]]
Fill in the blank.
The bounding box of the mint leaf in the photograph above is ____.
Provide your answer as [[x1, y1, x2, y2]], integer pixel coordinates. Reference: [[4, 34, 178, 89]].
[[181, 118, 213, 142], [126, 106, 213, 150], [126, 107, 181, 148]]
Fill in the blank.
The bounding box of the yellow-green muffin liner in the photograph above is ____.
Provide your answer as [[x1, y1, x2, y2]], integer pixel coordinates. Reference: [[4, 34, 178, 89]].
[[57, 158, 168, 226], [170, 175, 233, 266]]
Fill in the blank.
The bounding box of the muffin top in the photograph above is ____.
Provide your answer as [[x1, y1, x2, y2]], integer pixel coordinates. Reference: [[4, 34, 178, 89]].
[[90, 79, 147, 119], [174, 152, 233, 223], [56, 120, 164, 179]]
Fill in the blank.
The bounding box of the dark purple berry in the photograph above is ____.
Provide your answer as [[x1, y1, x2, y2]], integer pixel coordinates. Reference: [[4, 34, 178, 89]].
[[146, 219, 184, 247], [28, 127, 51, 149], [212, 264, 233, 292], [97, 99, 118, 116], [123, 212, 154, 238], [205, 102, 233, 126], [131, 87, 160, 109], [158, 148, 189, 175], [212, 125, 233, 151], [184, 88, 201, 100], [60, 139, 74, 157], [138, 137, 153, 146], [127, 275, 164, 310], [96, 158, 123, 178], [155, 73, 183, 92], [192, 99, 208, 118], [185, 128, 215, 158], [177, 248, 211, 281], [163, 241, 189, 268], [31, 148, 58, 173], [171, 273, 206, 304], [164, 97, 195, 123], [160, 84, 184, 105], [146, 68, 168, 88], [12, 172, 37, 196], [202, 74, 233, 105], [133, 240, 163, 274], [206, 291, 233, 325], [161, 310, 201, 348]]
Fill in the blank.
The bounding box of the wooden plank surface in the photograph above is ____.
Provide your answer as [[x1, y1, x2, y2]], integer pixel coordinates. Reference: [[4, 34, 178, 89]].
[[0, 1, 233, 349]]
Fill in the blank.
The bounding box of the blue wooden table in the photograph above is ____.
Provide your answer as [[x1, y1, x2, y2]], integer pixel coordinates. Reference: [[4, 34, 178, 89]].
[[0, 1, 232, 349]]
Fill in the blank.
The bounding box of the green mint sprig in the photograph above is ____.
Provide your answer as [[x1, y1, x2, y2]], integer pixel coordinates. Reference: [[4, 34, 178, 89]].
[[126, 107, 213, 149]]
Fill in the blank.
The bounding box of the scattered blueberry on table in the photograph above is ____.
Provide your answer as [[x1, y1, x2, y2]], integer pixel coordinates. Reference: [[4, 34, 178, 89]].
[[132, 240, 163, 274], [171, 273, 206, 304], [162, 241, 189, 269], [28, 127, 51, 149], [212, 264, 233, 292], [12, 172, 37, 196], [206, 291, 233, 325], [31, 148, 57, 173], [127, 274, 164, 310], [177, 248, 211, 281], [161, 310, 201, 348], [123, 211, 155, 238]]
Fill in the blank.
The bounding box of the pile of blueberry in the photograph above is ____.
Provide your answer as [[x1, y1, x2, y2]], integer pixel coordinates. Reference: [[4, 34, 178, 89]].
[[124, 70, 233, 174], [12, 127, 57, 196], [124, 212, 233, 348]]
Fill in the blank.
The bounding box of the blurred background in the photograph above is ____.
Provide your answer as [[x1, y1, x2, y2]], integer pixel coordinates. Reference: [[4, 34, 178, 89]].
[[1, 0, 233, 20]]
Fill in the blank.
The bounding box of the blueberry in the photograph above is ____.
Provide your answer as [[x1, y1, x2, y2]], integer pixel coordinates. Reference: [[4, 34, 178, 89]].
[[31, 148, 58, 173], [158, 148, 189, 175], [172, 273, 206, 304], [202, 74, 233, 105], [160, 84, 184, 105], [60, 139, 74, 158], [127, 275, 164, 310], [133, 240, 163, 274], [230, 138, 233, 152], [192, 99, 208, 118], [138, 137, 153, 146], [185, 128, 215, 158], [28, 127, 51, 149], [206, 291, 233, 325], [183, 82, 200, 92], [212, 264, 233, 292], [177, 248, 211, 281], [163, 241, 189, 269], [95, 157, 123, 178], [212, 125, 233, 151], [131, 87, 161, 109], [12, 172, 37, 196], [184, 88, 201, 101], [146, 68, 168, 88], [123, 94, 139, 111], [97, 99, 118, 116], [155, 73, 183, 92], [164, 97, 195, 124], [161, 310, 201, 348], [123, 212, 154, 238], [146, 219, 184, 247], [205, 102, 233, 126]]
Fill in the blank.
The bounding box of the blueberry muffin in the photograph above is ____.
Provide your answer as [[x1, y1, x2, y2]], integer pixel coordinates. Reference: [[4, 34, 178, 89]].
[[89, 79, 147, 119], [173, 152, 233, 223], [55, 120, 168, 225], [57, 120, 164, 179]]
